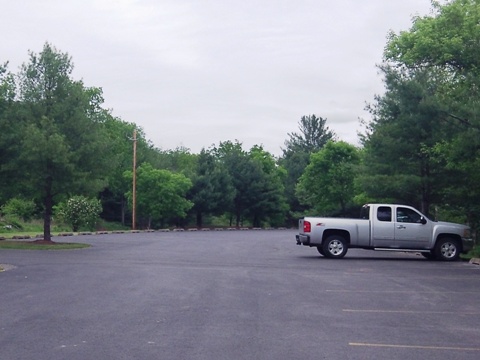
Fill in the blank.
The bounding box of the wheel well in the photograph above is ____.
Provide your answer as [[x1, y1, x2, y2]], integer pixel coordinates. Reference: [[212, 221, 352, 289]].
[[322, 229, 350, 245], [435, 234, 462, 252]]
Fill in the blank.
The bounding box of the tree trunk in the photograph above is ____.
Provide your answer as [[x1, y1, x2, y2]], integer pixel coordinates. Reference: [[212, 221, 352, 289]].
[[253, 214, 259, 228], [121, 197, 126, 226], [420, 160, 431, 216], [43, 175, 53, 242], [196, 211, 203, 228]]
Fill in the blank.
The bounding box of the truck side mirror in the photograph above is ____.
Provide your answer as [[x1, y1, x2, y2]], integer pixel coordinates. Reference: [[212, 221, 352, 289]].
[[420, 216, 427, 225]]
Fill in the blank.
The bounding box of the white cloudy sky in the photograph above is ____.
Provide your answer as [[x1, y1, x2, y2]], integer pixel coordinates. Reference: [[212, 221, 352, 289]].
[[1, 0, 433, 156]]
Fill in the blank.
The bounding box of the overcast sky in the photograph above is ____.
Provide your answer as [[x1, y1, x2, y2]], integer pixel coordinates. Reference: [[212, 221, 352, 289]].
[[1, 0, 433, 156]]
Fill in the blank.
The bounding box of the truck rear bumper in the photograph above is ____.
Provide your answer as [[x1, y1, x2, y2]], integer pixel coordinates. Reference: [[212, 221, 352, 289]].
[[296, 234, 310, 246]]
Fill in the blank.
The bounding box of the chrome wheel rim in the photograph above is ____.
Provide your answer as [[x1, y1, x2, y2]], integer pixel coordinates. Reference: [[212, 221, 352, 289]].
[[440, 242, 457, 259], [328, 240, 344, 256]]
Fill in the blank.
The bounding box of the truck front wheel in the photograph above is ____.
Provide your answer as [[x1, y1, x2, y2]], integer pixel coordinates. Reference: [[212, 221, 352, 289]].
[[434, 238, 460, 261], [322, 235, 348, 259]]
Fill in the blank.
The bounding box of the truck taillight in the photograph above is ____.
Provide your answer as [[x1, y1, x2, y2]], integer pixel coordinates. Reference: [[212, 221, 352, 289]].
[[303, 221, 311, 233]]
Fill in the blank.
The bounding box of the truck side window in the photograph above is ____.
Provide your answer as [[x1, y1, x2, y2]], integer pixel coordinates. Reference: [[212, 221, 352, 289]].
[[396, 207, 422, 223], [377, 206, 392, 222]]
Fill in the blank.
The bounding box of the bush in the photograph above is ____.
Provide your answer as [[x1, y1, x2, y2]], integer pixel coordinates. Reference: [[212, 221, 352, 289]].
[[55, 196, 102, 232], [1, 198, 36, 222]]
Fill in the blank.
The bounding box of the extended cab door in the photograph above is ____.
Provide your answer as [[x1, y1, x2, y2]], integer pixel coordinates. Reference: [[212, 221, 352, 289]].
[[371, 206, 395, 248], [394, 206, 432, 249]]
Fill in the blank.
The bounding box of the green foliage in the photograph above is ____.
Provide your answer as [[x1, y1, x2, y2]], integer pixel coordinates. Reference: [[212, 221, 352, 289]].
[[95, 219, 130, 232], [2, 43, 114, 239], [0, 64, 23, 203], [152, 147, 198, 178], [283, 115, 336, 153], [100, 118, 151, 225], [360, 65, 459, 215], [280, 115, 336, 222], [0, 218, 23, 231], [210, 141, 288, 227], [247, 145, 288, 227], [466, 245, 480, 259], [1, 198, 36, 221], [5, 17, 480, 234], [296, 141, 360, 216], [385, 0, 480, 72], [124, 163, 193, 228], [377, 0, 480, 237], [55, 196, 102, 232], [188, 148, 235, 227]]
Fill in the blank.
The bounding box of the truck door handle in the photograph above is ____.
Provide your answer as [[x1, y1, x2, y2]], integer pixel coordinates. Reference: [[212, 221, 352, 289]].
[[397, 225, 406, 229]]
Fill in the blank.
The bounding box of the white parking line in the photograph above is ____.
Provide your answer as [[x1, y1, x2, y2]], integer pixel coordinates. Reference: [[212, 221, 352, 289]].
[[327, 289, 480, 294], [343, 309, 480, 315], [349, 342, 480, 351]]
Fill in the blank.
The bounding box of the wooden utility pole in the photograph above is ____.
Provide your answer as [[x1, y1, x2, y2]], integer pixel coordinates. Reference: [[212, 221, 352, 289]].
[[132, 129, 137, 230]]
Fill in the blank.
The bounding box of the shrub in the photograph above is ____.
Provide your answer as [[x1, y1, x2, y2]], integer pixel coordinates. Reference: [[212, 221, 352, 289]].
[[1, 198, 36, 222], [56, 196, 102, 232]]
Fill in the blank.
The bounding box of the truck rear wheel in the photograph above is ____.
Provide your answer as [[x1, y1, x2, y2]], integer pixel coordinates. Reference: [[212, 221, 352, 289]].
[[322, 235, 348, 259], [434, 238, 460, 261]]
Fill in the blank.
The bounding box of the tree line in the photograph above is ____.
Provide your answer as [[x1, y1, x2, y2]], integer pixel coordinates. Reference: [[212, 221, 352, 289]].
[[1, 0, 479, 243]]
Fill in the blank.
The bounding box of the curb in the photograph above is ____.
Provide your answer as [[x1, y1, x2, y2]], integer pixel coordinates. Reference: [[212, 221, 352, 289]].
[[469, 258, 480, 265], [0, 227, 293, 241]]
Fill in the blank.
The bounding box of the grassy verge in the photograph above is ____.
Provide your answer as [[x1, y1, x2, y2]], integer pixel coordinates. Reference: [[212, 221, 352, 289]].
[[0, 232, 59, 239], [0, 241, 90, 250]]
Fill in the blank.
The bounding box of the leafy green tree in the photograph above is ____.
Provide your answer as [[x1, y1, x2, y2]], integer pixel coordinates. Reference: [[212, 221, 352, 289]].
[[124, 163, 193, 228], [279, 115, 336, 221], [247, 145, 288, 227], [100, 117, 155, 225], [13, 43, 112, 241], [359, 66, 455, 214], [212, 141, 253, 226], [0, 63, 24, 204], [152, 147, 198, 179], [212, 141, 288, 227], [382, 0, 480, 227], [283, 115, 336, 153], [296, 141, 360, 216], [56, 196, 101, 232], [188, 148, 234, 227], [385, 0, 480, 74]]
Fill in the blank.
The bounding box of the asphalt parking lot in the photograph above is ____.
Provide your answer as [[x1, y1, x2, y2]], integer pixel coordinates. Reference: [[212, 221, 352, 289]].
[[1, 229, 479, 360]]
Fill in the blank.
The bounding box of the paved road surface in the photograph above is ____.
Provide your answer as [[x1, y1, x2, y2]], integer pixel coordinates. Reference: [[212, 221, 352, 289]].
[[1, 230, 479, 360]]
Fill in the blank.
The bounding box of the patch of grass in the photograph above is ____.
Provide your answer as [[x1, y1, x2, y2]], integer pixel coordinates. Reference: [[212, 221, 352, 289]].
[[0, 241, 90, 250], [1, 218, 128, 235], [459, 244, 479, 261], [95, 219, 129, 231]]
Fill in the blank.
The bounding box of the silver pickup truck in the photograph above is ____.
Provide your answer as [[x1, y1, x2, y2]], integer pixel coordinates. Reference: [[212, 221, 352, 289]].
[[296, 204, 473, 261]]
